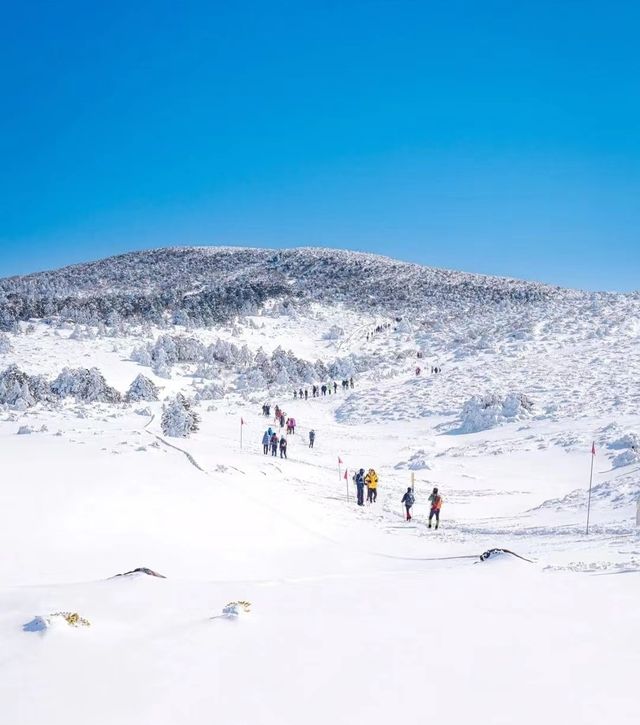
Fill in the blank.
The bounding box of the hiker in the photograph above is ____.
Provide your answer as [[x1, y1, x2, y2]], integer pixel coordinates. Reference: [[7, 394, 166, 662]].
[[415, 366, 421, 376], [350, 376, 354, 389], [279, 413, 285, 429], [279, 435, 288, 459], [270, 433, 278, 456], [353, 469, 365, 506], [321, 384, 327, 396], [261, 430, 270, 455], [265, 404, 270, 417], [304, 389, 308, 400], [299, 388, 303, 399], [365, 468, 378, 503], [289, 417, 296, 434], [402, 487, 415, 521], [428, 487, 442, 529], [309, 429, 315, 448], [333, 381, 338, 394], [294, 390, 298, 399]]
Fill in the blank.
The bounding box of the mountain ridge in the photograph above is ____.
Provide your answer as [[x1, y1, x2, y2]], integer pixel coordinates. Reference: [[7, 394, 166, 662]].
[[0, 245, 612, 330]]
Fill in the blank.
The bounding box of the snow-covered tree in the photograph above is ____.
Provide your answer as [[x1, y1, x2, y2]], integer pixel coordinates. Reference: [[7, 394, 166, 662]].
[[152, 347, 172, 379], [161, 394, 200, 437], [126, 374, 159, 402], [0, 365, 52, 407], [50, 367, 122, 404]]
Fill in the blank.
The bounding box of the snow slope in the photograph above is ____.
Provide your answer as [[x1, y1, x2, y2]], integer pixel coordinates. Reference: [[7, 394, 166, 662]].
[[0, 248, 639, 724]]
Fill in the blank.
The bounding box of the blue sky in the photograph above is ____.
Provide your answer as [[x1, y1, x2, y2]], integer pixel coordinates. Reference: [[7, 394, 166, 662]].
[[1, 1, 638, 290]]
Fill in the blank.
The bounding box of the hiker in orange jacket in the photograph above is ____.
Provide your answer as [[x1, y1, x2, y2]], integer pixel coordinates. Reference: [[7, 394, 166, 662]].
[[428, 487, 442, 529]]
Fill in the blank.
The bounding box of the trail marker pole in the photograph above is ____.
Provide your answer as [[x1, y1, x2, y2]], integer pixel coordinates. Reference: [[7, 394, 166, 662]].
[[586, 441, 595, 535], [240, 417, 244, 451]]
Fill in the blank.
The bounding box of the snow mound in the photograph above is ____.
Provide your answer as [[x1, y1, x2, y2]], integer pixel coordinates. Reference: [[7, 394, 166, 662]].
[[457, 393, 534, 433], [612, 449, 640, 469], [394, 450, 433, 471], [607, 432, 640, 468], [608, 432, 640, 451]]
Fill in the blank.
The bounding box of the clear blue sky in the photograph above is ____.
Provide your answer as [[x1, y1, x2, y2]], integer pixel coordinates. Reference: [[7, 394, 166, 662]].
[[1, 1, 638, 290]]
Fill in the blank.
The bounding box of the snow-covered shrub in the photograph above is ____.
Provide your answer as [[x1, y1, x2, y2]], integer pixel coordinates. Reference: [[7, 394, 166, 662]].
[[17, 425, 33, 435], [131, 343, 153, 366], [126, 374, 159, 402], [152, 348, 172, 379], [161, 394, 200, 437], [69, 324, 94, 340], [51, 367, 122, 404], [0, 333, 12, 353], [194, 382, 225, 401], [322, 324, 344, 340], [0, 365, 52, 408], [236, 368, 267, 391], [458, 393, 534, 433]]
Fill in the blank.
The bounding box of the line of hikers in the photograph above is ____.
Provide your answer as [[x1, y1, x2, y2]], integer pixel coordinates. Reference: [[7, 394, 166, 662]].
[[260, 426, 316, 458], [261, 429, 288, 458], [293, 378, 354, 399], [365, 321, 393, 342], [401, 486, 442, 527]]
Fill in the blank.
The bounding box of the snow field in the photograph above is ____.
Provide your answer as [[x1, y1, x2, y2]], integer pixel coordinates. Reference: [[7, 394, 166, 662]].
[[0, 298, 639, 724]]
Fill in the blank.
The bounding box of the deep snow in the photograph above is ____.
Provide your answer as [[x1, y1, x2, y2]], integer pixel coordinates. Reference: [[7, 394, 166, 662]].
[[1, 254, 639, 724]]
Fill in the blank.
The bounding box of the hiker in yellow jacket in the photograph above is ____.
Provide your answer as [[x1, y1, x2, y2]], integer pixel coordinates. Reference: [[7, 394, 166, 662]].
[[365, 469, 378, 503]]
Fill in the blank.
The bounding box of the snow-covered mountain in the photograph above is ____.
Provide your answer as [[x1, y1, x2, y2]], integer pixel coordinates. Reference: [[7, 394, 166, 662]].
[[1, 246, 574, 329], [1, 247, 639, 725]]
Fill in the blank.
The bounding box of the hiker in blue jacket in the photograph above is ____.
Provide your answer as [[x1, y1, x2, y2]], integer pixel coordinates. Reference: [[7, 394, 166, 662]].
[[353, 469, 365, 506], [261, 431, 270, 455], [401, 487, 415, 521]]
